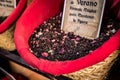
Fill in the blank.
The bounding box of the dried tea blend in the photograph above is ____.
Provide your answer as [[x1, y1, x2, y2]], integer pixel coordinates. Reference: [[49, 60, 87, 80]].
[[28, 12, 120, 61]]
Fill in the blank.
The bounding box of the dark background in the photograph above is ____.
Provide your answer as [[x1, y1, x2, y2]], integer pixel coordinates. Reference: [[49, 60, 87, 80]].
[[106, 55, 120, 80]]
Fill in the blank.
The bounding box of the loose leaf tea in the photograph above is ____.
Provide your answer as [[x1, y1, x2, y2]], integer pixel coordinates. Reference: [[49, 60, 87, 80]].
[[28, 13, 120, 61]]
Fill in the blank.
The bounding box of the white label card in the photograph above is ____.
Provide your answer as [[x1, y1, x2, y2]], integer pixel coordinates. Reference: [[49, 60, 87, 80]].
[[61, 0, 106, 39], [0, 0, 16, 17]]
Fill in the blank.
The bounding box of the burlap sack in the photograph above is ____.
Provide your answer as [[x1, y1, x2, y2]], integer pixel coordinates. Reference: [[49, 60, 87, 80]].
[[63, 50, 119, 80], [0, 0, 27, 51], [0, 24, 15, 51]]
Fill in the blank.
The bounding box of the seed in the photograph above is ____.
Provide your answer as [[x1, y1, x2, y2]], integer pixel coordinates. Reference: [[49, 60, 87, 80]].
[[51, 39, 55, 42], [42, 52, 48, 57], [38, 32, 43, 35], [48, 50, 54, 55], [111, 29, 116, 33]]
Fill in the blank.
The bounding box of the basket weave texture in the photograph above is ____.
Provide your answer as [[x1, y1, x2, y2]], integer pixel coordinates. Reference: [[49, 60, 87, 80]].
[[0, 24, 15, 51], [63, 50, 119, 80]]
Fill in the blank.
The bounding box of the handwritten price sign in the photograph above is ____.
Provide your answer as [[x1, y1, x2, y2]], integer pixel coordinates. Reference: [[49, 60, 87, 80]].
[[61, 0, 106, 39], [0, 0, 16, 16]]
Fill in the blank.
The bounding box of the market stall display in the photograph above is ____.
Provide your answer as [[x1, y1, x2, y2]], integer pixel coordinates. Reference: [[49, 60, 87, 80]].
[[14, 0, 120, 79]]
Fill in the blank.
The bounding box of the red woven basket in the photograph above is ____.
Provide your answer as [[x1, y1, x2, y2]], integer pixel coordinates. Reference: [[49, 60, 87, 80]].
[[14, 0, 120, 75], [0, 0, 27, 33]]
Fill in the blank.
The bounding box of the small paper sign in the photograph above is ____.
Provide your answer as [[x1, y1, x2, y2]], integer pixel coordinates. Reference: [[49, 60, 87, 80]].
[[61, 0, 106, 39], [0, 0, 16, 17]]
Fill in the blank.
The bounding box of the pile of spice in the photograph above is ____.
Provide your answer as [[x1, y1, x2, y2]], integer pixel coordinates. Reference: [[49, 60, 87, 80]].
[[28, 12, 120, 61]]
